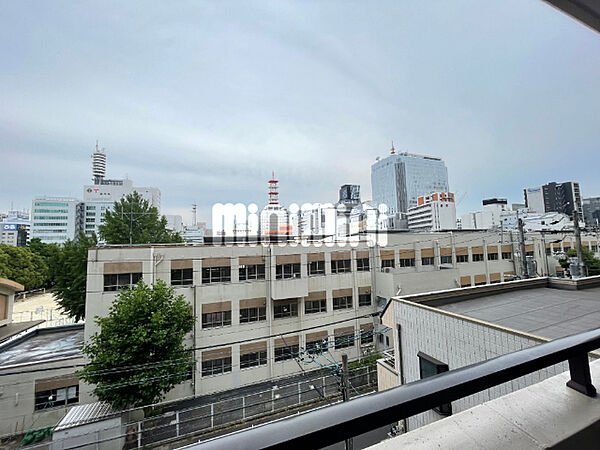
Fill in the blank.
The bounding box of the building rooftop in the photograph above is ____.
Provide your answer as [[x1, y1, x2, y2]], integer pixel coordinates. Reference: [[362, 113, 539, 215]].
[[437, 284, 600, 340], [0, 323, 84, 367]]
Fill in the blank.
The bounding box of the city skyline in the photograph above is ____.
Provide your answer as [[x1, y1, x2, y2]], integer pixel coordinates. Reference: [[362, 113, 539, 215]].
[[2, 1, 600, 223]]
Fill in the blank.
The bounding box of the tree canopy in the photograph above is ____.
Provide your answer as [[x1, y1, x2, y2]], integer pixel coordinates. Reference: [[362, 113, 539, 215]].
[[78, 280, 194, 410], [52, 232, 97, 321], [560, 247, 600, 275], [99, 192, 183, 245], [27, 238, 63, 286], [0, 244, 48, 290]]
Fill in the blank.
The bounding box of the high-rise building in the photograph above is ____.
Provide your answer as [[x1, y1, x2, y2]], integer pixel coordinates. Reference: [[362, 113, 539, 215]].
[[407, 192, 456, 231], [83, 144, 161, 238], [371, 146, 449, 215], [582, 197, 600, 228], [30, 197, 83, 244], [524, 181, 582, 217]]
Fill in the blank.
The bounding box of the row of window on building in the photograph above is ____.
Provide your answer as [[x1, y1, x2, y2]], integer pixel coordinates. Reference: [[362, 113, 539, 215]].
[[201, 327, 374, 377]]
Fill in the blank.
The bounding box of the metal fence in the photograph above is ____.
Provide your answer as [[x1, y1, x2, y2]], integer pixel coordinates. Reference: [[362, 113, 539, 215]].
[[25, 367, 377, 449], [11, 308, 78, 328]]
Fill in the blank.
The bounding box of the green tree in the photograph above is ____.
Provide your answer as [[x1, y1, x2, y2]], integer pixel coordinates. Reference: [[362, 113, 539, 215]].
[[99, 192, 183, 245], [53, 232, 97, 321], [0, 244, 48, 290], [79, 280, 194, 410], [27, 238, 63, 286], [560, 247, 600, 275]]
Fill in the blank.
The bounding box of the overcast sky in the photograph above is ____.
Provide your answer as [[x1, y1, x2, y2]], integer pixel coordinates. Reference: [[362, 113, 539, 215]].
[[2, 1, 599, 223]]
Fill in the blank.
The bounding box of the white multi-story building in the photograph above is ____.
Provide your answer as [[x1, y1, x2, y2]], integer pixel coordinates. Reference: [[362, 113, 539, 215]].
[[1, 211, 30, 246], [82, 146, 161, 237], [30, 197, 83, 244], [407, 192, 456, 232], [81, 229, 599, 404], [460, 198, 511, 230]]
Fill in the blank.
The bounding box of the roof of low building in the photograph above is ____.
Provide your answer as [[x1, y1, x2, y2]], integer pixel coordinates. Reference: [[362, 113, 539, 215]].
[[0, 323, 84, 368], [0, 320, 45, 343], [0, 277, 24, 292], [436, 283, 600, 340]]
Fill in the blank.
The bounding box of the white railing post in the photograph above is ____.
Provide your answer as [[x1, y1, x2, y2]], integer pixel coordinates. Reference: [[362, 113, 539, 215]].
[[176, 410, 180, 437], [211, 403, 214, 429]]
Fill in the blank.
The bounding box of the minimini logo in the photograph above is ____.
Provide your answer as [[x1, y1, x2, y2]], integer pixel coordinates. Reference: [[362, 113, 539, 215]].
[[211, 202, 389, 247]]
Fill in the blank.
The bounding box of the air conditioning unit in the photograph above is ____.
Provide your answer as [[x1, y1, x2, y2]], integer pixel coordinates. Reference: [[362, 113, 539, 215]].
[[383, 267, 392, 273]]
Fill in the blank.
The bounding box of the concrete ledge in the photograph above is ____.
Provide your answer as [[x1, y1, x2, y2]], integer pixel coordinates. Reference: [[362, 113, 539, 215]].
[[369, 359, 600, 449]]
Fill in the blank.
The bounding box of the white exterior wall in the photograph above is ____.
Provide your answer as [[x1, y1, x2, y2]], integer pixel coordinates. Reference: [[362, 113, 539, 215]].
[[391, 300, 569, 432], [525, 187, 545, 213], [0, 357, 84, 437], [30, 197, 82, 244]]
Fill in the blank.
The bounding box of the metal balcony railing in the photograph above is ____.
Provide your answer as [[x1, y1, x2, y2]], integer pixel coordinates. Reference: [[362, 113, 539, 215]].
[[189, 327, 600, 450]]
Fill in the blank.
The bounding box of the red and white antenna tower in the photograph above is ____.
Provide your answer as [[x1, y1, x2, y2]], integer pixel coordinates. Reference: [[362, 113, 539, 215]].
[[390, 140, 396, 155], [268, 171, 279, 205]]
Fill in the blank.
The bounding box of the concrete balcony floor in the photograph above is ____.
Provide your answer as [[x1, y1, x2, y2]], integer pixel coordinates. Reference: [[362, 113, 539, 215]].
[[369, 359, 600, 449]]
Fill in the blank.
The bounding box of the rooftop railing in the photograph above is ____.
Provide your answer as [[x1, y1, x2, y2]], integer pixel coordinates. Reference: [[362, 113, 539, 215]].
[[188, 327, 600, 449]]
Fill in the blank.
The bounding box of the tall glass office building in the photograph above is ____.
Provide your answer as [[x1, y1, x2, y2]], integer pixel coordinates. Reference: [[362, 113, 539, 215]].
[[371, 152, 449, 214]]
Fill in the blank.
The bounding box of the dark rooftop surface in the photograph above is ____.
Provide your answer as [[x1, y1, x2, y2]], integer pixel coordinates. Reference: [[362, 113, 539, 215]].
[[438, 286, 600, 340], [0, 320, 44, 343], [0, 324, 84, 367]]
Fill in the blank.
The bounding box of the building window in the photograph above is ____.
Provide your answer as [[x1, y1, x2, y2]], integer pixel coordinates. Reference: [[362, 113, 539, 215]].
[[526, 251, 534, 257], [545, 247, 552, 256], [487, 253, 498, 261], [240, 351, 267, 369], [308, 260, 325, 276], [358, 293, 371, 307], [592, 245, 598, 252], [202, 266, 231, 283], [35, 385, 79, 410], [171, 268, 193, 286], [456, 254, 468, 263], [440, 255, 452, 264], [239, 264, 265, 281], [418, 352, 452, 416], [563, 246, 571, 252], [274, 300, 298, 319], [331, 259, 351, 273], [356, 258, 370, 271], [274, 345, 299, 362], [103, 273, 142, 291], [335, 333, 355, 349], [472, 253, 484, 262], [333, 296, 352, 310], [240, 307, 266, 323], [421, 257, 434, 266], [202, 311, 232, 328], [381, 259, 395, 269], [305, 299, 326, 314], [276, 263, 301, 279], [399, 258, 415, 267], [502, 252, 512, 259], [360, 328, 374, 344], [202, 357, 232, 376], [306, 339, 329, 354]]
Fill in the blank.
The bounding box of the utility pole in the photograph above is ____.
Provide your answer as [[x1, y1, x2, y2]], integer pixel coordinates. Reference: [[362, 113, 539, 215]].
[[518, 217, 529, 279], [341, 354, 353, 450], [573, 209, 587, 277]]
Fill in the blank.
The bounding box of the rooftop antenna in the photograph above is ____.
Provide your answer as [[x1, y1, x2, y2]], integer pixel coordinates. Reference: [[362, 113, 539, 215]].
[[390, 140, 396, 155], [268, 171, 279, 205], [192, 203, 197, 227]]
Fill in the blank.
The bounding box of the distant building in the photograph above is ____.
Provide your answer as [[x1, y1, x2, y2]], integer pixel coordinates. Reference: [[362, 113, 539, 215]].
[[582, 197, 600, 228], [1, 211, 30, 246], [30, 197, 83, 244], [524, 181, 582, 217], [371, 145, 449, 215], [407, 192, 456, 231], [82, 144, 161, 238], [260, 173, 292, 237], [460, 198, 511, 230], [165, 215, 184, 233]]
